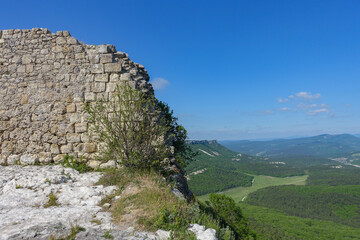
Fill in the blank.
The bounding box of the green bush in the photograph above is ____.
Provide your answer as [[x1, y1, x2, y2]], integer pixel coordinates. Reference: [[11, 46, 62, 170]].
[[84, 83, 171, 170]]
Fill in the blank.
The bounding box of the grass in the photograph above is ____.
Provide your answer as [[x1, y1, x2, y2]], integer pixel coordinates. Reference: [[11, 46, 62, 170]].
[[198, 174, 308, 203], [44, 193, 59, 208]]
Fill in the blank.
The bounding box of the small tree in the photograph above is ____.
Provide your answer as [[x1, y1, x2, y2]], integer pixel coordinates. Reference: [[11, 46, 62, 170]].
[[84, 83, 171, 169]]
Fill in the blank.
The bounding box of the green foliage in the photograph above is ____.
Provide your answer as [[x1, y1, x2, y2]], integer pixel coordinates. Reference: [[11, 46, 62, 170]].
[[157, 101, 197, 168], [240, 202, 360, 240], [102, 230, 113, 239], [246, 185, 360, 228], [61, 155, 92, 173], [84, 83, 171, 170], [199, 174, 308, 203], [44, 193, 59, 208], [306, 166, 360, 186], [186, 141, 305, 196], [188, 168, 253, 195], [203, 194, 254, 240]]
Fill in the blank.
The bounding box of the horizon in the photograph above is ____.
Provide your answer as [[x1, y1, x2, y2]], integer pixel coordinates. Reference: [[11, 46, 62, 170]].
[[2, 0, 360, 140]]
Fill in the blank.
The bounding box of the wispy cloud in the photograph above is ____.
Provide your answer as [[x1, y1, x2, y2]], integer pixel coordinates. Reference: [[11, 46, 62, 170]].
[[295, 91, 321, 100], [307, 108, 329, 116], [150, 77, 169, 90], [276, 91, 332, 116]]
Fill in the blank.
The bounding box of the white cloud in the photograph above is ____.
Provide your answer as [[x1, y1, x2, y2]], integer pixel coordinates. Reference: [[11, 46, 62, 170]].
[[279, 107, 294, 112], [307, 108, 329, 116], [278, 98, 288, 103], [150, 77, 169, 90], [295, 91, 321, 100]]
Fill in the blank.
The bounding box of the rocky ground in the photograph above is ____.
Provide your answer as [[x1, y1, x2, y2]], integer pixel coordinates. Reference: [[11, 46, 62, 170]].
[[0, 165, 216, 240]]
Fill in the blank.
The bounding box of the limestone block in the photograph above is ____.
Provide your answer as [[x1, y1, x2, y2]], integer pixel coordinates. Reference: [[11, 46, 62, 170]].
[[0, 154, 6, 165], [96, 92, 108, 101], [7, 154, 20, 165], [17, 65, 25, 73], [89, 54, 100, 64], [120, 73, 131, 81], [69, 113, 81, 124], [84, 92, 96, 102], [91, 64, 104, 74], [56, 37, 67, 45], [50, 144, 60, 154], [104, 62, 122, 73], [75, 53, 85, 60], [84, 143, 97, 153], [20, 154, 37, 165], [97, 45, 110, 54], [81, 133, 90, 143], [53, 154, 66, 163], [67, 133, 81, 143], [109, 73, 119, 82], [25, 64, 34, 73], [99, 160, 116, 169], [22, 54, 33, 64], [100, 54, 113, 63], [39, 152, 51, 163], [66, 103, 76, 113], [0, 121, 9, 131], [75, 123, 87, 133], [93, 82, 106, 92], [67, 37, 78, 45], [60, 144, 73, 154], [94, 73, 109, 82], [88, 160, 101, 168], [106, 82, 117, 92]]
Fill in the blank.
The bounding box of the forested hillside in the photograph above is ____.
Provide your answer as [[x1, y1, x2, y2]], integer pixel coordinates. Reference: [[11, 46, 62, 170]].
[[185, 141, 304, 195], [221, 134, 360, 158]]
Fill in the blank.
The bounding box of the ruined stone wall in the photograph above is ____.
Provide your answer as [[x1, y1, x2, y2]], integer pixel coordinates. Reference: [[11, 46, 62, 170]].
[[0, 28, 153, 166]]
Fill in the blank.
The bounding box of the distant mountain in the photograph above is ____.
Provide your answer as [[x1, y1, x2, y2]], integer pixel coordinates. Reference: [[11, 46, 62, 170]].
[[221, 134, 360, 158]]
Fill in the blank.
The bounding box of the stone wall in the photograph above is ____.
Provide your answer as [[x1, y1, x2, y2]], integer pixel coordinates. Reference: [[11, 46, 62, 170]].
[[0, 28, 153, 166]]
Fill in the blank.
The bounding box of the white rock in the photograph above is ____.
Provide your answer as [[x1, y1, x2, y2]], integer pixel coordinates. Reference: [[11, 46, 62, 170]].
[[188, 224, 218, 240], [156, 229, 171, 239]]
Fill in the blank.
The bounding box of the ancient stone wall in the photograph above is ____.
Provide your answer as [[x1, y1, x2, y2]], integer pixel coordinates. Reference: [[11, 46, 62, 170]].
[[0, 28, 153, 166]]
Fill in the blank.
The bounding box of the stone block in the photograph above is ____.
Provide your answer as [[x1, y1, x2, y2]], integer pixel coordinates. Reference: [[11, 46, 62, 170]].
[[88, 160, 101, 168], [97, 45, 110, 53], [53, 154, 66, 163], [94, 73, 109, 82], [50, 144, 60, 154], [60, 144, 73, 154], [91, 64, 104, 74], [109, 73, 119, 82], [7, 154, 20, 165], [20, 154, 37, 165], [39, 152, 51, 163], [93, 82, 106, 92], [67, 37, 78, 45], [81, 143, 97, 153], [67, 133, 81, 143], [66, 103, 76, 113], [120, 73, 131, 81], [104, 62, 122, 73], [84, 92, 96, 102], [75, 123, 87, 133], [100, 54, 113, 63], [69, 113, 81, 124], [106, 82, 117, 92]]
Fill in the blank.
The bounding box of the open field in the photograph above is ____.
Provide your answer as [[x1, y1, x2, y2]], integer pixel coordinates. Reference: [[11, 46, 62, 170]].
[[198, 174, 308, 202]]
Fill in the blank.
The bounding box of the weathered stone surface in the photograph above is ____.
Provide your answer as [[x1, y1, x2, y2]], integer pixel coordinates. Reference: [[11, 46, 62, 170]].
[[1, 28, 151, 168], [188, 224, 217, 240]]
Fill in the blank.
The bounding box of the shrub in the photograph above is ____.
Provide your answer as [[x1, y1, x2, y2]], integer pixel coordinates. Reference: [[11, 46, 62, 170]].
[[84, 83, 171, 170]]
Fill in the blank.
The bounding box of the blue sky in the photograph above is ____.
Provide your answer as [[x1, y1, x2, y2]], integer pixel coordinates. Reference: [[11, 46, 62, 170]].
[[1, 0, 360, 140]]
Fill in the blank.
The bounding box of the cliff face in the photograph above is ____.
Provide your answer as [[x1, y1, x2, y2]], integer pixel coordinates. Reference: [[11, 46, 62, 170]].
[[0, 28, 152, 165]]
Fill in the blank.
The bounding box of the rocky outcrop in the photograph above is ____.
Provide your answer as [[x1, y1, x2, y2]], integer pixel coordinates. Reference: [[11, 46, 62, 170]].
[[0, 28, 151, 165]]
